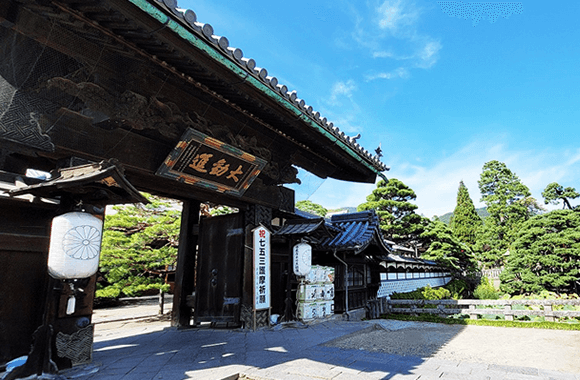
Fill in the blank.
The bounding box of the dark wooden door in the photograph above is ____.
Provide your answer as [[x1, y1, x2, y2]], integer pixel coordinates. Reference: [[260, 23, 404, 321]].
[[194, 213, 244, 324]]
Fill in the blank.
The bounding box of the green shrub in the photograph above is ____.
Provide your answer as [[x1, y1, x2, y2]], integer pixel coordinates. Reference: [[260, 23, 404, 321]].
[[391, 285, 451, 300], [445, 279, 469, 299], [473, 277, 499, 300]]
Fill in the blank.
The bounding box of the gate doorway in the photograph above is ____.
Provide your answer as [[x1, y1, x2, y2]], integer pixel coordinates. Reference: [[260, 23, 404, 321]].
[[194, 213, 244, 326]]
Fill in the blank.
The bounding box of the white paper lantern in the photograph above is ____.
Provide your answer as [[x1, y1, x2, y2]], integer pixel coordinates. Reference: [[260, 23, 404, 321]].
[[293, 242, 312, 276], [48, 212, 103, 279]]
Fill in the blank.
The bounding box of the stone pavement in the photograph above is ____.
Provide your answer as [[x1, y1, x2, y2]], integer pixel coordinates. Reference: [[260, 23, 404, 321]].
[[58, 315, 579, 380]]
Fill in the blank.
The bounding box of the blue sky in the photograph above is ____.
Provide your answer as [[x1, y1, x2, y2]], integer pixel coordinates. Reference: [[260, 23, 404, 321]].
[[180, 0, 580, 217]]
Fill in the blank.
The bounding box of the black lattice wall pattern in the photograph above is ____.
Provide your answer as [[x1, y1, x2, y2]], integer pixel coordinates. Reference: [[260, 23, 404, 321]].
[[55, 325, 94, 366], [254, 310, 269, 328], [245, 204, 273, 227], [240, 304, 253, 329]]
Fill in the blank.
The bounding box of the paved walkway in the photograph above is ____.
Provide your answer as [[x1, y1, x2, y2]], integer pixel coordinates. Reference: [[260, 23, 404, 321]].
[[54, 303, 580, 380]]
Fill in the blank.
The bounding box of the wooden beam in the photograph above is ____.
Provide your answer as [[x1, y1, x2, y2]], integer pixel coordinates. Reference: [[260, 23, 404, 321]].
[[43, 113, 294, 210]]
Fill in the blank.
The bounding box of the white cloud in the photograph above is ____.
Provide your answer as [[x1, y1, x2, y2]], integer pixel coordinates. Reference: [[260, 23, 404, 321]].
[[366, 67, 409, 81], [319, 80, 364, 134], [328, 80, 357, 105], [372, 50, 397, 58], [377, 0, 420, 32], [416, 40, 442, 68], [300, 142, 580, 218], [347, 0, 442, 80]]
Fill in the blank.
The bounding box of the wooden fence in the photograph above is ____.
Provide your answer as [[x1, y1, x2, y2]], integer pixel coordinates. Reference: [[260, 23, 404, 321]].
[[367, 298, 580, 322]]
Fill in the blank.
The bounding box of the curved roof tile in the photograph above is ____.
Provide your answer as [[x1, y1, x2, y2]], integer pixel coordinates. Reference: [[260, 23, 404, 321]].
[[320, 210, 389, 253], [153, 0, 389, 173]]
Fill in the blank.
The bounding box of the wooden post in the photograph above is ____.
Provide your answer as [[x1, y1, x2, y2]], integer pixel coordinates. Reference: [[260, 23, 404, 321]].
[[504, 304, 513, 321], [171, 201, 200, 327], [544, 305, 555, 322], [158, 291, 164, 315], [469, 304, 477, 320]]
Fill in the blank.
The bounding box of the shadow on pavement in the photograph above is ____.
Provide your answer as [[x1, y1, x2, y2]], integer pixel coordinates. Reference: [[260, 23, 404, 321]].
[[77, 318, 467, 380]]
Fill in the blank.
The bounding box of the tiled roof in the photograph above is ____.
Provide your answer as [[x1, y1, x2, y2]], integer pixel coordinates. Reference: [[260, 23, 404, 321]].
[[319, 210, 391, 253], [381, 254, 438, 266], [275, 218, 326, 236], [151, 0, 389, 173], [8, 160, 148, 205]]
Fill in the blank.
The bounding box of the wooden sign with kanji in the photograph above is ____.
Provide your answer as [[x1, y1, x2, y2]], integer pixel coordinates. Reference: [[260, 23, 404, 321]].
[[156, 128, 267, 196]]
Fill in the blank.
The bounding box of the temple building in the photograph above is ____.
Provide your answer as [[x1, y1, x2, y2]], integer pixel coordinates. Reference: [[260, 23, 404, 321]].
[[0, 0, 392, 373]]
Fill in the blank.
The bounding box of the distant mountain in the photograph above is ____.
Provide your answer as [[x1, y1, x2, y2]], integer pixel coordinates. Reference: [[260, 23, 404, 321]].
[[437, 207, 489, 224]]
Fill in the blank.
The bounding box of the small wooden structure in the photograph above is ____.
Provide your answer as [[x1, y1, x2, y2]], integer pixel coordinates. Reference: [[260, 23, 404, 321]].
[[275, 210, 448, 315], [1, 0, 388, 370]]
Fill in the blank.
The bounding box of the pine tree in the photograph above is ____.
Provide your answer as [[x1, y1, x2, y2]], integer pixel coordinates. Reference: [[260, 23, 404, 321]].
[[475, 160, 532, 268], [421, 220, 477, 275], [542, 182, 579, 210], [500, 209, 580, 295], [449, 181, 482, 247], [296, 200, 328, 217], [358, 178, 428, 245], [97, 195, 181, 299]]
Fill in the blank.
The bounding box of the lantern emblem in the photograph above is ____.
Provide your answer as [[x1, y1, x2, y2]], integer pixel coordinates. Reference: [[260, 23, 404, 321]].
[[48, 212, 103, 279], [63, 225, 102, 260]]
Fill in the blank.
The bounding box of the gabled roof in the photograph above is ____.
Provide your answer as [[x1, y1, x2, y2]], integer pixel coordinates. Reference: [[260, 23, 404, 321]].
[[147, 0, 389, 177], [8, 160, 148, 205], [319, 210, 392, 254], [5, 0, 390, 186]]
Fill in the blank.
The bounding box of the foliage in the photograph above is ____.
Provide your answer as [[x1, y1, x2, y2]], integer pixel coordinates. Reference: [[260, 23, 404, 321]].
[[391, 285, 451, 300], [358, 178, 428, 245], [500, 209, 580, 295], [473, 277, 499, 300], [475, 160, 533, 267], [445, 279, 470, 299], [295, 200, 328, 217], [381, 314, 580, 331], [209, 205, 238, 216], [542, 182, 579, 210], [420, 220, 477, 275], [436, 208, 488, 225], [502, 291, 579, 300], [389, 279, 469, 300], [96, 194, 181, 299], [449, 181, 482, 247]]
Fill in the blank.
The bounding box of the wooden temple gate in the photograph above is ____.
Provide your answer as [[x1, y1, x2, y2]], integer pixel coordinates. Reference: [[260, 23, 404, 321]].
[[0, 0, 388, 374]]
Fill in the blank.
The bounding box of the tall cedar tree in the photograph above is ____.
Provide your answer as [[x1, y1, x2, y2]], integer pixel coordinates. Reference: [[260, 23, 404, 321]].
[[476, 160, 531, 268], [500, 209, 580, 295], [449, 181, 482, 247], [358, 178, 428, 245], [542, 182, 579, 210]]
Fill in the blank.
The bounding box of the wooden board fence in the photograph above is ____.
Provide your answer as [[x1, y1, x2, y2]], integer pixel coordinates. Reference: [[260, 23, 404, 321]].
[[367, 298, 580, 322]]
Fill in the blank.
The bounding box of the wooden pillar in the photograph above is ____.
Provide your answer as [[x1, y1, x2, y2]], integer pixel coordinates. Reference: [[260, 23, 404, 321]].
[[172, 200, 200, 328]]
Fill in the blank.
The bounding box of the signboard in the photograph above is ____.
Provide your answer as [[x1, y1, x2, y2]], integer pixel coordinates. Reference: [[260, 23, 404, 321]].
[[253, 226, 270, 310], [156, 128, 267, 196]]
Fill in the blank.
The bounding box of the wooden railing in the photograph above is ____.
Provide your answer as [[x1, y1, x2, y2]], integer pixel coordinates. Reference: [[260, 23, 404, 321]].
[[367, 298, 580, 322]]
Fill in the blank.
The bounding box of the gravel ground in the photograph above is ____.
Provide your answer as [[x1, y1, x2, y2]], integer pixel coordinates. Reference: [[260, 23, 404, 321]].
[[325, 319, 580, 373]]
